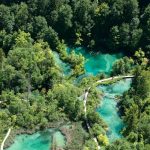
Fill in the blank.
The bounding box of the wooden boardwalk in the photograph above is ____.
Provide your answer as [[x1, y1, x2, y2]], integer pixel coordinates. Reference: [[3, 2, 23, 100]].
[[0, 128, 11, 150], [83, 75, 134, 150]]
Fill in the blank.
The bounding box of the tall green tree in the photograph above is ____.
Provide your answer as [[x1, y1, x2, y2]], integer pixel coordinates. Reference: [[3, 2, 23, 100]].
[[2, 31, 62, 92], [0, 4, 14, 32]]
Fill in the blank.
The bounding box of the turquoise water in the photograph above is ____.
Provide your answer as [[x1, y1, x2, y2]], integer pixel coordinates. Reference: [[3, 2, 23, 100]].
[[97, 79, 132, 142], [68, 47, 123, 75], [53, 131, 66, 147], [54, 47, 122, 75], [53, 51, 71, 75], [72, 47, 131, 141], [6, 47, 126, 149], [6, 130, 65, 150]]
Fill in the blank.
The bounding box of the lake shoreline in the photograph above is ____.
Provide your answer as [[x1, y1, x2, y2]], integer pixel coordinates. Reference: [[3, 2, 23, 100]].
[[4, 120, 67, 150]]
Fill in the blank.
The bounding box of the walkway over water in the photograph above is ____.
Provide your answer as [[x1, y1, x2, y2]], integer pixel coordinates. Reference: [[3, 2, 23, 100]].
[[1, 129, 66, 150], [1, 128, 11, 150], [83, 75, 134, 149], [96, 75, 134, 84]]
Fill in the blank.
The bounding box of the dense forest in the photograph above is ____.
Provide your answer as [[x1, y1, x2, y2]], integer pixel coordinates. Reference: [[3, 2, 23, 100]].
[[0, 0, 150, 55], [0, 0, 150, 150]]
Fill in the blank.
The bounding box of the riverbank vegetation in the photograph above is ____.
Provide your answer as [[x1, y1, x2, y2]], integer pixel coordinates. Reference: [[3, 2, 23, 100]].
[[0, 0, 150, 150], [0, 31, 86, 149]]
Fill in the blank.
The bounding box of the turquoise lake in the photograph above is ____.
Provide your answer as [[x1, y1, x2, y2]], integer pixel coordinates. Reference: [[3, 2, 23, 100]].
[[68, 47, 123, 75], [7, 47, 128, 149], [6, 130, 65, 150], [97, 79, 132, 142]]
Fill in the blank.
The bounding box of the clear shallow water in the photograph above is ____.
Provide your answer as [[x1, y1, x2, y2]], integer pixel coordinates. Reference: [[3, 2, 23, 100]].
[[97, 79, 132, 142], [6, 130, 65, 150], [68, 47, 123, 75], [53, 131, 66, 147], [53, 51, 71, 75]]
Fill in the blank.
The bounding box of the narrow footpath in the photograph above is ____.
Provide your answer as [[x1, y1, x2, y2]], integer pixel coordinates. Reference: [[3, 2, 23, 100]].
[[0, 128, 11, 150], [83, 75, 134, 150]]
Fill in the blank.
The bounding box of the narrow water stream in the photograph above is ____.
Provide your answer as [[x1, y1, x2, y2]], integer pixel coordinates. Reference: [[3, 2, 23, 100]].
[[53, 51, 71, 75], [97, 79, 132, 142]]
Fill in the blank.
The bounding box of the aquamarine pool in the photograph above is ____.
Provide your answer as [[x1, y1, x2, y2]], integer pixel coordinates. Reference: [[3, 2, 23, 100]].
[[68, 47, 123, 75], [6, 130, 65, 150]]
